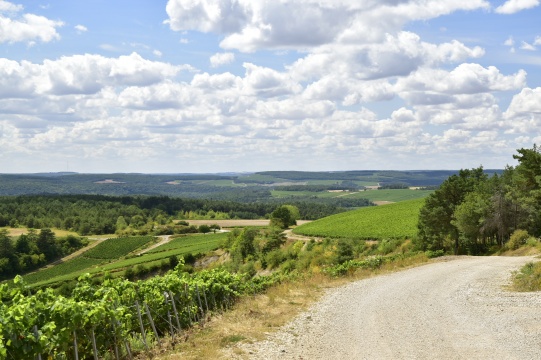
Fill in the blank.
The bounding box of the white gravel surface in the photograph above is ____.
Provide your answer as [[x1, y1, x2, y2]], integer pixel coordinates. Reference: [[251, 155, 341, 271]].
[[242, 256, 541, 360]]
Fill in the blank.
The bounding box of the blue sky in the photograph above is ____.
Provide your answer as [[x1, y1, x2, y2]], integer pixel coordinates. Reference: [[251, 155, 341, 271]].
[[1, 0, 541, 173]]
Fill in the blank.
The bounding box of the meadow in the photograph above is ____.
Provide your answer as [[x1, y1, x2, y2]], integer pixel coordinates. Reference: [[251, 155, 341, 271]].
[[292, 197, 425, 240]]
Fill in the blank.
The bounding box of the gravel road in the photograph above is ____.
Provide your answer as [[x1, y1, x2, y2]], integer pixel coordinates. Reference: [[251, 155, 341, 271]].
[[243, 256, 541, 360]]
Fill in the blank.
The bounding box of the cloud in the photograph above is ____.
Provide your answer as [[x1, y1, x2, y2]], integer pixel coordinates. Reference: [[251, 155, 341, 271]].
[[288, 33, 484, 87], [0, 53, 185, 98], [495, 0, 540, 14], [504, 36, 515, 46], [397, 64, 527, 99], [0, 6, 64, 43], [0, 0, 22, 12], [75, 24, 87, 33], [165, 0, 490, 52], [505, 87, 541, 115], [503, 87, 541, 134], [210, 52, 235, 67], [520, 41, 537, 51]]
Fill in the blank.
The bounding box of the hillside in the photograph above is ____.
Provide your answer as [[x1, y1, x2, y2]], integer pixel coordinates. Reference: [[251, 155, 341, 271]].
[[293, 198, 425, 239]]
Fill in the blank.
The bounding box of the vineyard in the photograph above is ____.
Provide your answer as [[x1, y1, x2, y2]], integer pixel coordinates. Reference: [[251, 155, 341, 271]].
[[292, 198, 425, 239], [148, 233, 226, 254], [23, 234, 225, 287], [0, 268, 282, 359], [23, 236, 156, 286]]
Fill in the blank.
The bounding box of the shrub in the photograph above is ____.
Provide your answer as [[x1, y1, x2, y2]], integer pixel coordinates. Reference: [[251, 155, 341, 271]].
[[425, 249, 445, 258], [507, 229, 530, 250], [124, 267, 135, 280], [265, 249, 286, 269]]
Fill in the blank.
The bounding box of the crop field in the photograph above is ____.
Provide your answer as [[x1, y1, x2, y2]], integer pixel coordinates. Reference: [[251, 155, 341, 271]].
[[148, 232, 226, 253], [340, 189, 433, 202], [23, 236, 154, 286], [23, 234, 224, 287], [22, 257, 104, 285], [83, 236, 155, 259], [271, 190, 344, 198], [271, 188, 432, 202], [292, 198, 425, 240]]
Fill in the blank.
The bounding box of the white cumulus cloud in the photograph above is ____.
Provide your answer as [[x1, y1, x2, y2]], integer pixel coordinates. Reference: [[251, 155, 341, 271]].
[[0, 1, 63, 43], [210, 52, 235, 67], [495, 0, 540, 14], [165, 0, 490, 52]]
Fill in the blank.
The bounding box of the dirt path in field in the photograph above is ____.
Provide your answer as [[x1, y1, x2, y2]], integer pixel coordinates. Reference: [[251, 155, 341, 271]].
[[136, 235, 172, 255], [242, 256, 541, 360]]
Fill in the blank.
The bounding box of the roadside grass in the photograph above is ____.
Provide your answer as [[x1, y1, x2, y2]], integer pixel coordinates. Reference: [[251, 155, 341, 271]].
[[512, 260, 541, 291], [509, 239, 541, 292], [156, 252, 432, 360]]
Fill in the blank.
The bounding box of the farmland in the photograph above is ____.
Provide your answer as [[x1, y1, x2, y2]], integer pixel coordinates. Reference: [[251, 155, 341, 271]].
[[292, 198, 425, 240], [271, 188, 432, 202], [23, 233, 225, 287]]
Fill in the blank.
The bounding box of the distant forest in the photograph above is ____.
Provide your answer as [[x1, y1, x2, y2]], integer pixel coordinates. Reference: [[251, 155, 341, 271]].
[[0, 195, 370, 235], [0, 170, 503, 197]]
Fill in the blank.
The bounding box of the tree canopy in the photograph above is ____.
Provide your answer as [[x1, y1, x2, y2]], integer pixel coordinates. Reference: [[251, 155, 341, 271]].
[[416, 145, 541, 255]]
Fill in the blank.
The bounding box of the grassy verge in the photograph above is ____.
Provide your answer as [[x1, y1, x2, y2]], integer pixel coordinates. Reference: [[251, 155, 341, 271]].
[[155, 252, 431, 359]]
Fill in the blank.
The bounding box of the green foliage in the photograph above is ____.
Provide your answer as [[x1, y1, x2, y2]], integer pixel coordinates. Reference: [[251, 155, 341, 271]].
[[0, 268, 249, 359], [1, 229, 87, 279], [425, 249, 445, 258], [417, 167, 487, 254], [269, 205, 297, 229], [416, 145, 541, 255], [293, 198, 424, 239], [507, 229, 531, 250]]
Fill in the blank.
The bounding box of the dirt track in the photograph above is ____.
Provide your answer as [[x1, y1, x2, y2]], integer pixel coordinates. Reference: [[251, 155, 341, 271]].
[[184, 220, 311, 227], [243, 256, 541, 359]]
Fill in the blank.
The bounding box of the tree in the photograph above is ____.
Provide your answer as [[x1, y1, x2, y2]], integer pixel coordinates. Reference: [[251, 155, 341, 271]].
[[270, 205, 297, 229], [511, 145, 541, 236], [0, 229, 18, 276], [261, 227, 286, 253], [417, 167, 487, 254], [198, 224, 211, 234], [36, 228, 59, 261], [231, 228, 257, 263]]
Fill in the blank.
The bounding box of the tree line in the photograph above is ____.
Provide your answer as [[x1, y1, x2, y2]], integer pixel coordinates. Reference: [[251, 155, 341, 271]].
[[416, 145, 541, 255], [0, 229, 87, 279], [0, 195, 360, 236]]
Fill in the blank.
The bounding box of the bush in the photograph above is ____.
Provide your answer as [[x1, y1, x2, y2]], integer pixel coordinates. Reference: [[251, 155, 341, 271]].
[[507, 229, 530, 250], [425, 249, 445, 258], [124, 266, 135, 280], [265, 249, 286, 269]]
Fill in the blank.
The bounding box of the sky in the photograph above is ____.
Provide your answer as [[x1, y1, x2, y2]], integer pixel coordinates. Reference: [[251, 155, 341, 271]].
[[1, 0, 541, 173]]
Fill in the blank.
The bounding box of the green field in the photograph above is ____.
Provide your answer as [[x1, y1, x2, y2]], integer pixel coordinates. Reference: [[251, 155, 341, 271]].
[[339, 189, 433, 202], [271, 188, 432, 202], [23, 233, 226, 287], [292, 198, 425, 240]]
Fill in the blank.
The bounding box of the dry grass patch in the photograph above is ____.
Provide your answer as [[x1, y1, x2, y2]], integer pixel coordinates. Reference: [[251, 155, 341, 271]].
[[1, 227, 80, 237]]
